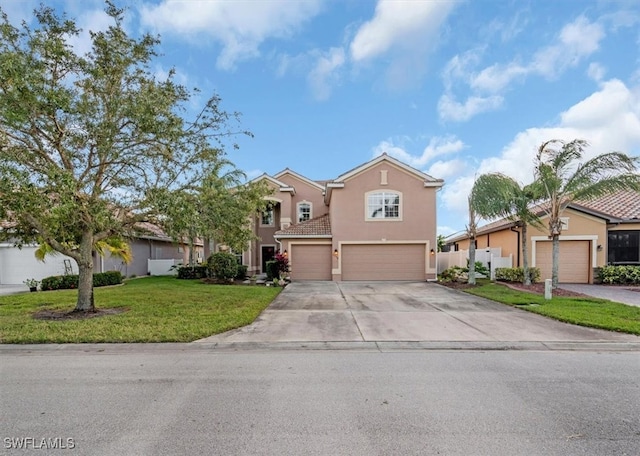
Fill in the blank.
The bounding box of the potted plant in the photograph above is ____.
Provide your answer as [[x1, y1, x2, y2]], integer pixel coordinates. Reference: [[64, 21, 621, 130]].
[[249, 275, 257, 285], [24, 278, 40, 292]]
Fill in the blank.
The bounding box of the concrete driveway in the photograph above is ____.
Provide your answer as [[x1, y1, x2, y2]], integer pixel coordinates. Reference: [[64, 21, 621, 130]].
[[197, 282, 639, 344]]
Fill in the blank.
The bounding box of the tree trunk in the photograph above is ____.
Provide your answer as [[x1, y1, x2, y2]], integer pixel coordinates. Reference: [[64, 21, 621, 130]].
[[75, 232, 95, 312], [551, 234, 560, 289], [468, 237, 476, 285], [522, 224, 531, 285]]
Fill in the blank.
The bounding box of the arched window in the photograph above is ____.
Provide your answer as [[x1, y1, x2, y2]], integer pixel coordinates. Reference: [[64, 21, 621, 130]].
[[297, 202, 312, 223]]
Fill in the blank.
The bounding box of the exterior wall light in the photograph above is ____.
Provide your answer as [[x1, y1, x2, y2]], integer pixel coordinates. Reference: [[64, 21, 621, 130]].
[[430, 249, 435, 255], [333, 249, 339, 258]]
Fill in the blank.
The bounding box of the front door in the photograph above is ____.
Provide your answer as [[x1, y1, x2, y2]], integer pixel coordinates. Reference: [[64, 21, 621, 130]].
[[261, 246, 275, 273]]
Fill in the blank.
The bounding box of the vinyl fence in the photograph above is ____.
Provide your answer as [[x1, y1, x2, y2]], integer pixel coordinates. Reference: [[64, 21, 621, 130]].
[[437, 247, 513, 280]]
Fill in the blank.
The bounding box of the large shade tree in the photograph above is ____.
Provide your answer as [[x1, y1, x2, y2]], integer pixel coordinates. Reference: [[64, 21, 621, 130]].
[[534, 139, 640, 288], [0, 4, 254, 311], [470, 173, 543, 285]]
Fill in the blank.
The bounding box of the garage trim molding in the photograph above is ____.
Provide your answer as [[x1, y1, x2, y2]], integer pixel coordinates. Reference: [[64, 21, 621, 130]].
[[530, 235, 598, 268], [332, 240, 433, 276]]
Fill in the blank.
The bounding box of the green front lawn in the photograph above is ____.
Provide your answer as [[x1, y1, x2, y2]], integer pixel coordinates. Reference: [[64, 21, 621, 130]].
[[464, 281, 640, 335], [0, 276, 281, 344]]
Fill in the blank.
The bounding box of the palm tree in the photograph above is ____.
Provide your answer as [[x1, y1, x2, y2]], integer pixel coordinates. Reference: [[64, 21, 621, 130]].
[[470, 173, 544, 285], [466, 194, 480, 285], [534, 139, 640, 288], [35, 236, 132, 265]]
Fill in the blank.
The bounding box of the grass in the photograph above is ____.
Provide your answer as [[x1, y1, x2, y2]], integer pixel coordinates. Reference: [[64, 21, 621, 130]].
[[0, 276, 281, 344], [463, 280, 640, 335]]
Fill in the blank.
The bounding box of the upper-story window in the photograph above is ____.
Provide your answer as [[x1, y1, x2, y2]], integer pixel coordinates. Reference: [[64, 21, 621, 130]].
[[297, 202, 311, 223], [366, 191, 401, 220], [261, 209, 274, 226]]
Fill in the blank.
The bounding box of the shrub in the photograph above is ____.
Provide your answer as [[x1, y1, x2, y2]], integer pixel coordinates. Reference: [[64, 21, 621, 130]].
[[235, 264, 248, 280], [177, 265, 209, 280], [265, 260, 278, 280], [208, 252, 238, 281], [494, 267, 540, 283], [467, 260, 490, 276], [41, 271, 123, 291], [439, 266, 465, 282], [598, 265, 640, 284]]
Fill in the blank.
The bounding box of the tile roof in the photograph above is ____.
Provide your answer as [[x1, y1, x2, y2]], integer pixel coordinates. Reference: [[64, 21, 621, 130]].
[[573, 190, 640, 221], [275, 214, 332, 237], [446, 190, 640, 243]]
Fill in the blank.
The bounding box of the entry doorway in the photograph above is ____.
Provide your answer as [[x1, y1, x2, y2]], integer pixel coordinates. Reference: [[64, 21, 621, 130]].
[[261, 246, 276, 273]]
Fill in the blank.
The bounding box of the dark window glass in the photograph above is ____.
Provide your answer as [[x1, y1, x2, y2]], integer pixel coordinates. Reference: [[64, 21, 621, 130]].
[[608, 231, 640, 264]]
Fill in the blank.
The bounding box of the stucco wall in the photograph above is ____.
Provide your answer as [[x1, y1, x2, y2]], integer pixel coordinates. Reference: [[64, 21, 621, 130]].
[[276, 173, 328, 222], [329, 162, 438, 278]]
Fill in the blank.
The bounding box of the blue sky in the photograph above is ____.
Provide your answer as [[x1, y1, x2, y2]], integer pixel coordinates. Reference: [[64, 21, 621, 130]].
[[5, 0, 640, 236]]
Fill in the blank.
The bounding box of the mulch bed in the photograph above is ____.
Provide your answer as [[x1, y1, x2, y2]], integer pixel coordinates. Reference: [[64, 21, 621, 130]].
[[32, 308, 127, 321], [439, 280, 588, 297]]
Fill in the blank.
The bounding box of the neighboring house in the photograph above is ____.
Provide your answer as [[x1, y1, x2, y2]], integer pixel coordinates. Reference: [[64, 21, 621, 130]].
[[215, 154, 444, 281], [444, 190, 640, 284], [0, 223, 202, 285]]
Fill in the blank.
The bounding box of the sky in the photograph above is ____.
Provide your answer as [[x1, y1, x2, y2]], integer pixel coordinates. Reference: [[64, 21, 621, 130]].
[[4, 0, 640, 236]]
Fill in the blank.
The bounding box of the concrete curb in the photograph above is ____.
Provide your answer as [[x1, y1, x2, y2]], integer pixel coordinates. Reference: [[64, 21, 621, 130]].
[[2, 340, 640, 353]]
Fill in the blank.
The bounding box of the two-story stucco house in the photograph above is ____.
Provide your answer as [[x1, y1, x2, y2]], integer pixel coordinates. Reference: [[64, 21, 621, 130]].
[[228, 154, 444, 281]]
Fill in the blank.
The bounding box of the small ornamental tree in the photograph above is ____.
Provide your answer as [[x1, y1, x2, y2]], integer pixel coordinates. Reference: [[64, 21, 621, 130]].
[[0, 3, 252, 311]]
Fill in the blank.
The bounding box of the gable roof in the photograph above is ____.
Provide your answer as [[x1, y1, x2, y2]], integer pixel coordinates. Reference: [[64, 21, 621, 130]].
[[273, 168, 325, 191], [333, 153, 444, 187], [274, 214, 332, 238], [250, 173, 295, 194]]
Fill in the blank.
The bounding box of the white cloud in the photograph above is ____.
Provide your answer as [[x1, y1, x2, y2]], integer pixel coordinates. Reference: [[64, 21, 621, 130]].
[[350, 0, 457, 62], [307, 47, 346, 101], [426, 159, 469, 180], [437, 93, 504, 122], [587, 62, 606, 82], [373, 136, 465, 168], [139, 0, 323, 70], [440, 16, 607, 122], [439, 78, 640, 226]]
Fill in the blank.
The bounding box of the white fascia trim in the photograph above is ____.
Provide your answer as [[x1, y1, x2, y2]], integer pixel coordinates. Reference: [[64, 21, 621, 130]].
[[274, 169, 325, 191], [326, 182, 344, 188], [530, 235, 598, 268], [424, 181, 444, 188], [274, 235, 332, 239]]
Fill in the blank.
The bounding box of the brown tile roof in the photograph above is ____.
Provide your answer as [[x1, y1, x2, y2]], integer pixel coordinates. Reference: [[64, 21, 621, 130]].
[[446, 190, 640, 243], [573, 190, 640, 220], [275, 214, 332, 237]]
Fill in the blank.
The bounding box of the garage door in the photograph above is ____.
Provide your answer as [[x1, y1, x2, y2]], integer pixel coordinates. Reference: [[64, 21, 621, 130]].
[[342, 244, 425, 281], [0, 246, 76, 285], [536, 240, 590, 284], [290, 245, 332, 280]]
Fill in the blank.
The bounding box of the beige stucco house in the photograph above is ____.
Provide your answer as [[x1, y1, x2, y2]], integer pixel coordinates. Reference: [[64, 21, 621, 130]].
[[445, 190, 640, 284], [227, 154, 444, 281]]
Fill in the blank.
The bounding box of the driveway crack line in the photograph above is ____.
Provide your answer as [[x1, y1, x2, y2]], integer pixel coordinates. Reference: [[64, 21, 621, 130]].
[[337, 283, 366, 342], [429, 304, 499, 341]]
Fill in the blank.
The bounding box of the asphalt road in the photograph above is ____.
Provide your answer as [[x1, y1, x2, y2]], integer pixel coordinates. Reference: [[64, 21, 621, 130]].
[[2, 346, 639, 456]]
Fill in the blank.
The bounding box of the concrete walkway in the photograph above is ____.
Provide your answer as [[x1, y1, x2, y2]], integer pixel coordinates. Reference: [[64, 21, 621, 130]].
[[196, 281, 639, 344], [558, 284, 640, 307]]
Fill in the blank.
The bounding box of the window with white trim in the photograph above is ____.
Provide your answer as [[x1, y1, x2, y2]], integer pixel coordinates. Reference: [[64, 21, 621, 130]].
[[297, 202, 311, 223], [261, 209, 274, 226], [366, 191, 400, 219]]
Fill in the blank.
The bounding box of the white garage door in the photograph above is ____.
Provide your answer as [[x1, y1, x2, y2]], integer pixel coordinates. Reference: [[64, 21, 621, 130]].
[[0, 246, 76, 285], [536, 240, 590, 284], [342, 244, 425, 281], [290, 245, 332, 280]]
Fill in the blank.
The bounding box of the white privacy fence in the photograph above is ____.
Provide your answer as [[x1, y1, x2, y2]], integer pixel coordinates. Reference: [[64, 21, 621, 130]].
[[437, 247, 513, 280], [147, 259, 181, 276]]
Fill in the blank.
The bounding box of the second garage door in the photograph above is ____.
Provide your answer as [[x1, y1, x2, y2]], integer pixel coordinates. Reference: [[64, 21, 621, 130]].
[[536, 240, 590, 284], [342, 244, 425, 281], [290, 244, 332, 280]]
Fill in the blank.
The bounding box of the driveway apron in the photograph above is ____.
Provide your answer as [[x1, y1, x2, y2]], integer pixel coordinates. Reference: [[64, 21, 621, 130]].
[[196, 282, 639, 343]]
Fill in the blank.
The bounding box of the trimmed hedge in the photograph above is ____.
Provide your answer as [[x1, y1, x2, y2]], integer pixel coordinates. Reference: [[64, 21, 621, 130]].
[[236, 264, 248, 280], [265, 260, 278, 280], [208, 252, 238, 281], [597, 265, 640, 284], [494, 267, 540, 283], [41, 271, 123, 291], [177, 265, 209, 280]]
